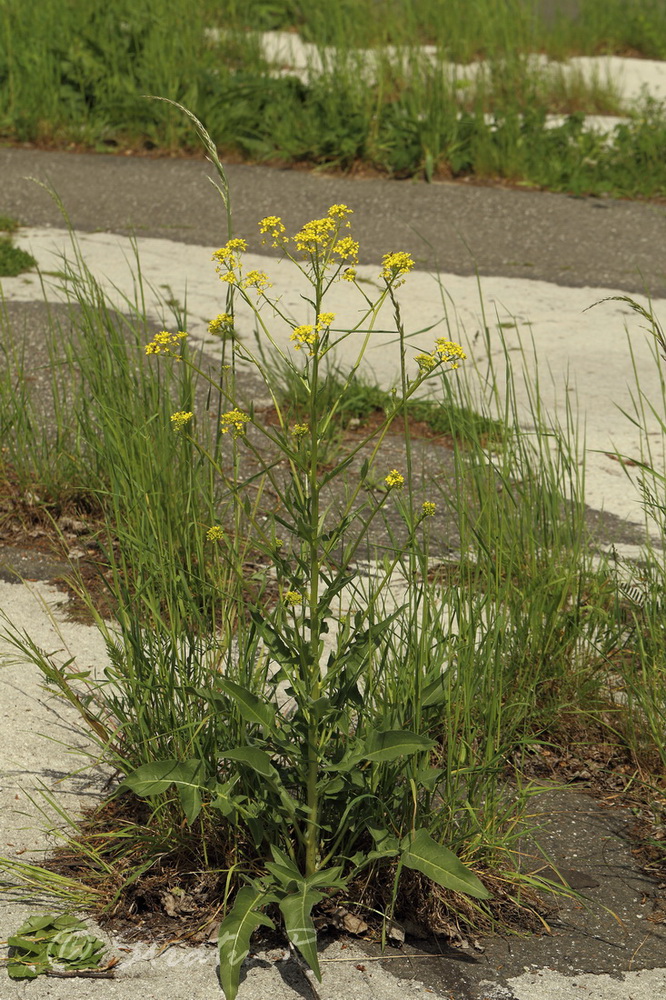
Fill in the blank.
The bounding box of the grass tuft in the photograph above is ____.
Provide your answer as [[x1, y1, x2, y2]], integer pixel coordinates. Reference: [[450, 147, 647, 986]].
[[0, 238, 36, 277]]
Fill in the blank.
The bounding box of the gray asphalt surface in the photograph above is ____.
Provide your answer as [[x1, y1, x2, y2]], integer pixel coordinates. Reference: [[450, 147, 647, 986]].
[[2, 146, 666, 296]]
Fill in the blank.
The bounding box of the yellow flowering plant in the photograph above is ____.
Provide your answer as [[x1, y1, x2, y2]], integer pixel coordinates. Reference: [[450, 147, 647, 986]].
[[125, 104, 482, 1000]]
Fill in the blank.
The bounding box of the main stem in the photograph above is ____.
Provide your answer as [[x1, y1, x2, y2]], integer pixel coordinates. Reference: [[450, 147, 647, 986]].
[[304, 282, 323, 877]]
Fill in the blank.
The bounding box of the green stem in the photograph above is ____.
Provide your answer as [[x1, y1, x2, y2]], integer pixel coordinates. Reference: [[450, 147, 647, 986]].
[[304, 282, 323, 877]]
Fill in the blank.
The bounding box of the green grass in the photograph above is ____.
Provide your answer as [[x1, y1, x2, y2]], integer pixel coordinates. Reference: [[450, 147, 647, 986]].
[[266, 355, 505, 444], [0, 215, 19, 233], [2, 1, 666, 196], [0, 216, 35, 276], [212, 0, 666, 61]]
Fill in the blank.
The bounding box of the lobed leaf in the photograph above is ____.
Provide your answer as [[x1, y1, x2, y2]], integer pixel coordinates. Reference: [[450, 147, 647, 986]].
[[279, 887, 324, 980], [218, 887, 276, 1000]]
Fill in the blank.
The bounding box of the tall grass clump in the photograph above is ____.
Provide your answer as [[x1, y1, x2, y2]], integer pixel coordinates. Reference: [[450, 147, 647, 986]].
[[594, 298, 666, 773], [0, 225, 239, 631]]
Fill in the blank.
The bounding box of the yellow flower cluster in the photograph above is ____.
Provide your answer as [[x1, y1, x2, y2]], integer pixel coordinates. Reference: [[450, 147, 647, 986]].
[[385, 469, 405, 489], [333, 236, 359, 262], [327, 204, 353, 221], [170, 411, 193, 430], [208, 313, 234, 336], [220, 409, 250, 437], [242, 269, 271, 293], [292, 423, 309, 439], [415, 339, 466, 374], [414, 352, 438, 374], [207, 525, 224, 541], [422, 501, 436, 516], [212, 238, 247, 269], [435, 339, 467, 369], [258, 215, 287, 247], [290, 324, 316, 351], [381, 251, 415, 287], [333, 235, 359, 282], [290, 313, 336, 354], [293, 204, 353, 256], [284, 590, 303, 606], [293, 216, 336, 254], [212, 239, 271, 294], [145, 330, 188, 357]]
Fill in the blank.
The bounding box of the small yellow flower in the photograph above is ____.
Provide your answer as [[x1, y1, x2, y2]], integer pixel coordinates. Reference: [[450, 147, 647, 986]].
[[385, 469, 405, 489], [290, 324, 317, 353], [341, 267, 357, 282], [170, 410, 193, 431], [275, 538, 284, 549], [208, 313, 234, 336], [207, 525, 224, 541], [220, 409, 250, 437], [292, 423, 309, 439], [422, 501, 437, 517], [434, 338, 466, 368], [284, 590, 303, 606], [145, 330, 188, 357], [381, 251, 415, 287]]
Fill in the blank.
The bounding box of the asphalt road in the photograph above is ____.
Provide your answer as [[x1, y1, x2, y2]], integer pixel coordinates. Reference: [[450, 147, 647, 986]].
[[2, 146, 666, 296]]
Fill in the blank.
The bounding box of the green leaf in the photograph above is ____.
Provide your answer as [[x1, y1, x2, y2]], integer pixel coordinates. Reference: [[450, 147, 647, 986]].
[[7, 913, 106, 979], [7, 961, 41, 979], [218, 887, 275, 1000], [304, 865, 346, 890], [338, 610, 403, 672], [415, 763, 444, 792], [211, 777, 242, 817], [222, 747, 275, 777], [279, 886, 323, 980], [250, 612, 298, 666], [362, 729, 434, 763], [217, 679, 277, 733], [119, 759, 206, 824], [421, 676, 448, 707], [401, 829, 491, 900]]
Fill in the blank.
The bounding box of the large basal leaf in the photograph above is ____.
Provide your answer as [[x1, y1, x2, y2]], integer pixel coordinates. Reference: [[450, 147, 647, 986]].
[[401, 829, 491, 900], [362, 729, 435, 763], [279, 887, 323, 981], [217, 679, 277, 733], [218, 887, 276, 1000], [119, 759, 185, 796], [119, 758, 206, 824]]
